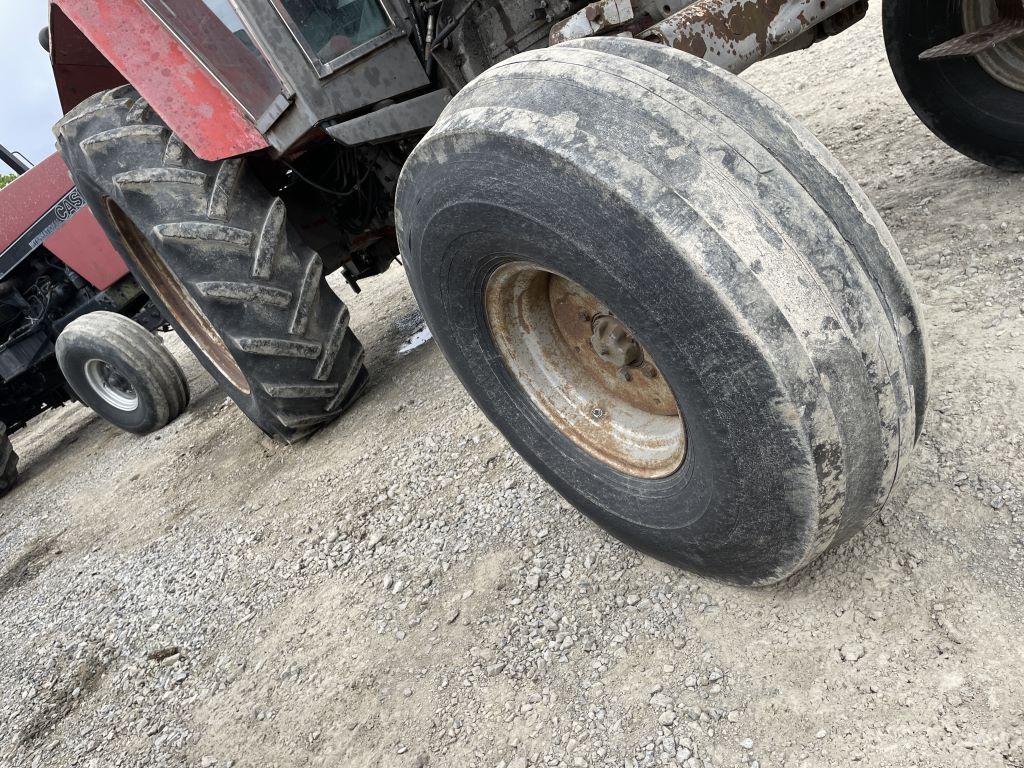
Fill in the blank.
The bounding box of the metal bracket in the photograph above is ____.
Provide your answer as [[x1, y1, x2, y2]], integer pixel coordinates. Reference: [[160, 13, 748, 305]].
[[256, 93, 295, 134], [326, 90, 453, 146], [550, 0, 636, 45], [920, 18, 1024, 60]]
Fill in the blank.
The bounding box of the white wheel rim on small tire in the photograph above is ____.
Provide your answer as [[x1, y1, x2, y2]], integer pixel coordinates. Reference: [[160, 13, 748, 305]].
[[83, 359, 139, 412], [964, 0, 1024, 92]]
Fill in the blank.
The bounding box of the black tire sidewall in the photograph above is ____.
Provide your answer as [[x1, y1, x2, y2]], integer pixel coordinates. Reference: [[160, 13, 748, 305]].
[[402, 137, 817, 584], [884, 0, 1024, 170], [58, 335, 164, 434]]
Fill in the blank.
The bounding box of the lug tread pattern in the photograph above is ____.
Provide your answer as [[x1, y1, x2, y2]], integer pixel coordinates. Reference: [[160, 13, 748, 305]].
[[163, 134, 187, 168], [208, 160, 242, 221], [235, 337, 322, 359], [290, 254, 323, 336], [314, 305, 351, 382], [54, 87, 367, 441], [81, 124, 168, 155], [195, 281, 293, 308], [114, 168, 207, 188], [125, 97, 152, 125]]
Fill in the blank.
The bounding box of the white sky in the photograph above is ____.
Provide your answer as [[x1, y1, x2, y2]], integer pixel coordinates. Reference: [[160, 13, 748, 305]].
[[0, 2, 64, 171]]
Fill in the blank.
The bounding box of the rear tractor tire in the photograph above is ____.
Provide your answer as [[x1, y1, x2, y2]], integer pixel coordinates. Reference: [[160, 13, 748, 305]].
[[54, 87, 368, 442], [0, 423, 18, 499], [397, 41, 928, 585], [57, 312, 190, 434]]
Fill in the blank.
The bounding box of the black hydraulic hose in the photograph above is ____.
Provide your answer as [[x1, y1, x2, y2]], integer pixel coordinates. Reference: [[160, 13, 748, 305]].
[[1, 286, 54, 351], [431, 0, 479, 51], [282, 157, 378, 199], [407, 0, 426, 60]]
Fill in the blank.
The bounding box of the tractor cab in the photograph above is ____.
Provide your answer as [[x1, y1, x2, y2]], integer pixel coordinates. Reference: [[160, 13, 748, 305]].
[[49, 0, 440, 161]]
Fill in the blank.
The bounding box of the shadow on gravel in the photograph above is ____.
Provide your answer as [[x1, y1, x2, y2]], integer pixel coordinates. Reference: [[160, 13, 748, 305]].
[[0, 535, 59, 599]]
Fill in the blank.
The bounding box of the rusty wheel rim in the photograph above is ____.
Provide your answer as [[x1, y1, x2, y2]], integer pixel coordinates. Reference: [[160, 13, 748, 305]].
[[964, 0, 1024, 92], [484, 262, 685, 479], [105, 200, 251, 395]]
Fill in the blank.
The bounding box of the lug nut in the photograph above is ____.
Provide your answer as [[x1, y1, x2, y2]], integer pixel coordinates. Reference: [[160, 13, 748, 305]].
[[592, 407, 604, 419]]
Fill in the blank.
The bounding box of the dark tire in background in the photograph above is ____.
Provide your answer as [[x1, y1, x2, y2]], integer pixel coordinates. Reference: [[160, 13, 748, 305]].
[[56, 311, 189, 434], [397, 42, 927, 585], [55, 87, 368, 442], [0, 423, 18, 499], [883, 0, 1024, 171]]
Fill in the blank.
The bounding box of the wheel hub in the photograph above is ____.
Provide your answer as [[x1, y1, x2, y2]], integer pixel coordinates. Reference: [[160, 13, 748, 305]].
[[484, 262, 685, 478], [590, 314, 643, 369], [84, 359, 139, 412]]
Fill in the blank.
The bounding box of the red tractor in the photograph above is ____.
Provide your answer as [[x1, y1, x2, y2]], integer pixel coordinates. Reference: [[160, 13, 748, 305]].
[[1, 145, 189, 498], [40, 0, 1022, 583]]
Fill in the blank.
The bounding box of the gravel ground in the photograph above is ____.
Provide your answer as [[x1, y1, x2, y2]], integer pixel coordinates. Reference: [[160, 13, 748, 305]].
[[3, 8, 1024, 768]]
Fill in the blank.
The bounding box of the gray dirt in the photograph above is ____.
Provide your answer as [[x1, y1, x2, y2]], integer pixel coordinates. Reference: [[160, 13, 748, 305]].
[[2, 8, 1023, 768]]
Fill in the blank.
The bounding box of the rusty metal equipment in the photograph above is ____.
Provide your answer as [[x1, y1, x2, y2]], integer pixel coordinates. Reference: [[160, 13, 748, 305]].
[[638, 0, 868, 72]]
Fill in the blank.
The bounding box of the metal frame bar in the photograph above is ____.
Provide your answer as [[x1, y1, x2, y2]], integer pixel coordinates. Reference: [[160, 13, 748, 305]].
[[639, 0, 866, 74]]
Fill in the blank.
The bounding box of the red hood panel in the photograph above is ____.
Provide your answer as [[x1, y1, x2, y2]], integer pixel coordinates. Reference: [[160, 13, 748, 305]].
[[0, 151, 129, 290], [0, 153, 75, 255]]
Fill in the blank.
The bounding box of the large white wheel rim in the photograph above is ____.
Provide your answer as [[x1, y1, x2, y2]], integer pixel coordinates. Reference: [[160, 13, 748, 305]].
[[84, 359, 139, 412], [484, 262, 685, 479]]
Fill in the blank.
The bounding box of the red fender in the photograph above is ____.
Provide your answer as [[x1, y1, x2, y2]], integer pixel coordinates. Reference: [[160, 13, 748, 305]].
[[49, 0, 270, 162]]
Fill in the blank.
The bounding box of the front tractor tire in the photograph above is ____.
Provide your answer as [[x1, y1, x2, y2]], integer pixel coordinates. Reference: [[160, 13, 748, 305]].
[[55, 87, 368, 442], [397, 41, 928, 585], [56, 312, 189, 434]]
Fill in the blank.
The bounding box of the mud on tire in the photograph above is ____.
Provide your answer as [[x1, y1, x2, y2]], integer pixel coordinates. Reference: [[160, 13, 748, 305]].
[[397, 41, 928, 585], [55, 87, 368, 442]]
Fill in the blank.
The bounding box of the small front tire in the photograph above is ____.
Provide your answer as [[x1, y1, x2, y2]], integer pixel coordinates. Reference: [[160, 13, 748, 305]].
[[56, 311, 190, 434]]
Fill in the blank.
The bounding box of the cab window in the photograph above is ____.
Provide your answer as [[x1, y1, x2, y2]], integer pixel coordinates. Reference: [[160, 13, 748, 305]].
[[274, 0, 392, 68]]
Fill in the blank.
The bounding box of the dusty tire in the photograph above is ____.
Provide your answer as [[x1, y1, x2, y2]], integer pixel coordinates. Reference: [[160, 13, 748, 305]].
[[883, 0, 1024, 171], [397, 43, 927, 585], [54, 87, 368, 442], [56, 312, 189, 434], [0, 423, 18, 499]]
